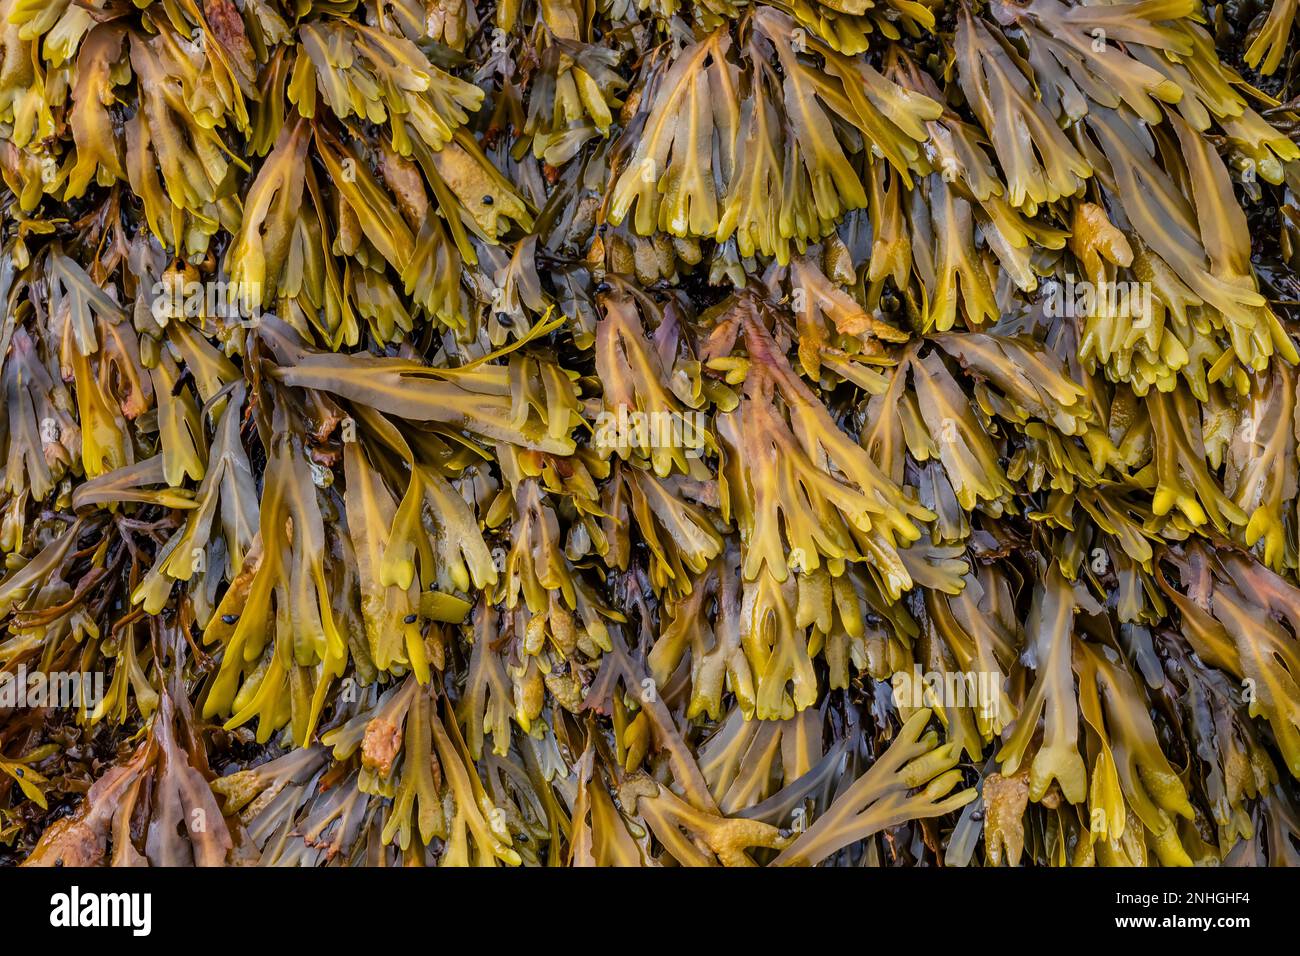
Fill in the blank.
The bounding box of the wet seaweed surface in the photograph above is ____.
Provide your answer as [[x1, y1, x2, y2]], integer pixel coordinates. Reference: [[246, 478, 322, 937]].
[[1, 0, 1300, 867]]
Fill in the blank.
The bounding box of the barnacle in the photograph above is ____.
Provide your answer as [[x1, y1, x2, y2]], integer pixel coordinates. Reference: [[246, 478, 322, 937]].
[[2, 0, 1300, 876]]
